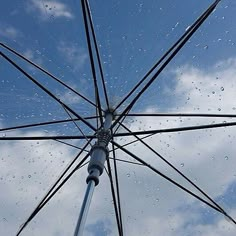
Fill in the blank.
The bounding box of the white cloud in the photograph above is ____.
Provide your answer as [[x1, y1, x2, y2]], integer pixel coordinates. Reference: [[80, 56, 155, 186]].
[[191, 213, 236, 236], [0, 24, 21, 39], [115, 57, 236, 235], [0, 129, 88, 235], [28, 0, 74, 20], [1, 57, 236, 235], [57, 41, 88, 71], [23, 49, 43, 66], [172, 58, 236, 113], [60, 91, 81, 105]]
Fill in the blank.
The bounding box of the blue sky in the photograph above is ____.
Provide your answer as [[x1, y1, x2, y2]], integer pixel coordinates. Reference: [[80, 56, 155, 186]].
[[1, 0, 236, 235]]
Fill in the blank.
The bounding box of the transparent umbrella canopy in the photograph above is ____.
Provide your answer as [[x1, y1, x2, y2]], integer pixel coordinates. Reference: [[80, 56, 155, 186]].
[[1, 0, 236, 235]]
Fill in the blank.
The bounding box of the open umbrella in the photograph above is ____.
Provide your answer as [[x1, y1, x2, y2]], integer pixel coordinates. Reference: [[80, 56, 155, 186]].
[[1, 0, 236, 235]]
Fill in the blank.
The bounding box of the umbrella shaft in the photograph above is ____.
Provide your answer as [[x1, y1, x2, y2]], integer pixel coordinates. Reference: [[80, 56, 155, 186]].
[[74, 111, 113, 235], [74, 180, 95, 236]]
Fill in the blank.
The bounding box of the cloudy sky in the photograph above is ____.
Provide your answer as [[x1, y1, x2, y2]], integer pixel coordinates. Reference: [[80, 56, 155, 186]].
[[1, 0, 236, 235]]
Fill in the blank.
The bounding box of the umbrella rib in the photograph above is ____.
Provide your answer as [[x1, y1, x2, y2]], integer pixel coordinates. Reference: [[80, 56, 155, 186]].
[[112, 0, 221, 127], [61, 104, 93, 146], [0, 116, 99, 133], [113, 0, 220, 112], [106, 157, 123, 236], [119, 122, 229, 215], [112, 133, 156, 152], [113, 121, 236, 137], [111, 140, 236, 224], [85, 0, 110, 109], [54, 139, 89, 152], [112, 5, 212, 114], [81, 0, 103, 126], [0, 42, 99, 110], [0, 51, 96, 132], [113, 106, 133, 135], [16, 141, 92, 235], [0, 135, 96, 141], [109, 157, 145, 166], [17, 154, 90, 236], [111, 139, 124, 234], [123, 113, 236, 118]]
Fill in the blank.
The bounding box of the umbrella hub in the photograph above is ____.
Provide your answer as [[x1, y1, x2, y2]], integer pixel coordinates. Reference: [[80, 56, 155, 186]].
[[86, 111, 113, 186], [86, 129, 111, 186]]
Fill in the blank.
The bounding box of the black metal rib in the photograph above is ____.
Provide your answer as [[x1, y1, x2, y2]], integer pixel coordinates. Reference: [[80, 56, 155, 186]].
[[106, 158, 123, 236], [16, 144, 91, 235], [113, 1, 220, 112], [17, 154, 90, 235], [112, 133, 154, 152], [0, 42, 99, 110], [7, 119, 232, 147], [81, 0, 103, 126], [0, 116, 99, 133], [112, 0, 221, 128], [0, 51, 96, 132], [114, 0, 221, 113], [109, 157, 144, 166], [112, 140, 236, 224], [119, 122, 230, 216], [61, 104, 92, 146], [113, 121, 236, 137], [113, 106, 133, 135], [0, 135, 96, 140], [54, 139, 89, 152], [85, 0, 110, 109], [123, 113, 236, 118], [111, 139, 124, 235]]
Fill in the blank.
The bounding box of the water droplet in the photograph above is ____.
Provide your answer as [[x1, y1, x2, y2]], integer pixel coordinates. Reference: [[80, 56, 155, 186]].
[[28, 175, 32, 178], [175, 22, 179, 28], [185, 25, 190, 31], [138, 3, 143, 12], [180, 163, 184, 167], [220, 87, 224, 91], [224, 156, 229, 160], [204, 45, 208, 50], [126, 173, 130, 177]]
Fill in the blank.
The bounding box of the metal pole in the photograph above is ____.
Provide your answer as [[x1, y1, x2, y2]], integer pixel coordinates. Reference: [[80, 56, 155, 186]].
[[74, 111, 113, 236], [74, 180, 95, 236], [103, 111, 113, 129]]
